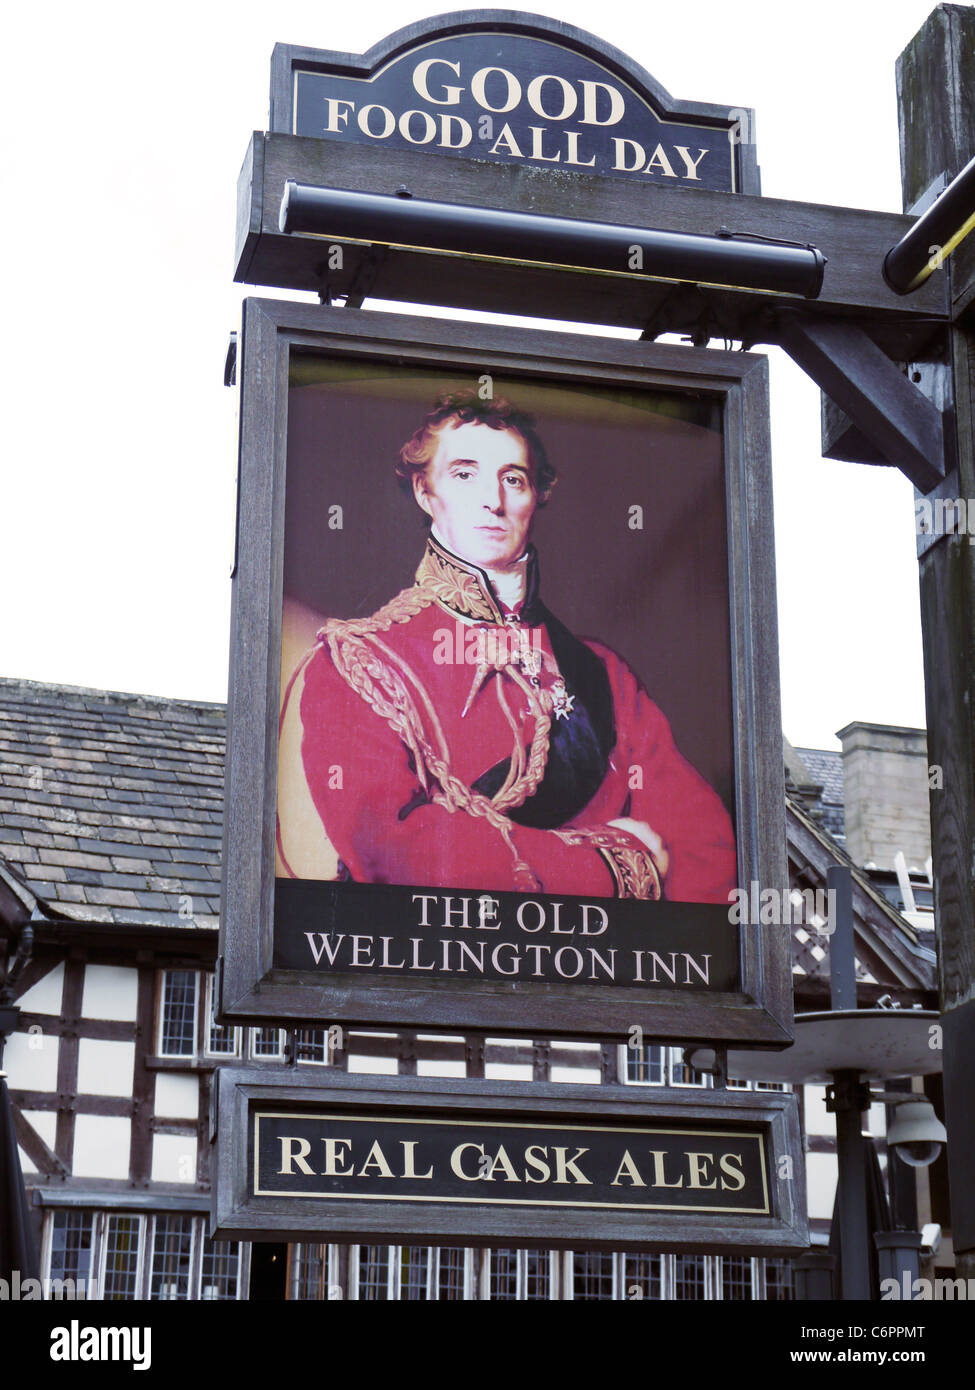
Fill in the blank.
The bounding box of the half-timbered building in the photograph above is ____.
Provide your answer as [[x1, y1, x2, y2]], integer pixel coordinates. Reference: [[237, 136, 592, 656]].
[[0, 677, 939, 1299]]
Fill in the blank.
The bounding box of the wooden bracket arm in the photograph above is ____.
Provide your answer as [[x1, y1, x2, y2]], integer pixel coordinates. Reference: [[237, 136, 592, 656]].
[[775, 316, 948, 492]]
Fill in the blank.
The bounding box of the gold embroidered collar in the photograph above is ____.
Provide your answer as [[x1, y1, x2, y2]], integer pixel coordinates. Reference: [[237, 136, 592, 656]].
[[415, 536, 538, 625]]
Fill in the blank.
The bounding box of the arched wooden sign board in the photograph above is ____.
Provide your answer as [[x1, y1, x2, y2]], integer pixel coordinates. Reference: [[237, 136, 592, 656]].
[[270, 11, 759, 195]]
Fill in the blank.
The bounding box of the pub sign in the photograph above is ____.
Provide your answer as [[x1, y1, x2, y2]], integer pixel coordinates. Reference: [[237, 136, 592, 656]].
[[213, 1070, 807, 1253], [269, 12, 759, 194], [218, 299, 790, 1045]]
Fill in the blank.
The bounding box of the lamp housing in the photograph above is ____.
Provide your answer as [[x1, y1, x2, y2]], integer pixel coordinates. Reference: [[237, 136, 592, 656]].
[[885, 1099, 947, 1169], [279, 181, 827, 300]]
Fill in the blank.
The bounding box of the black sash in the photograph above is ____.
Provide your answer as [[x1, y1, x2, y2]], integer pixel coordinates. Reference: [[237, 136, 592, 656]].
[[471, 604, 616, 829]]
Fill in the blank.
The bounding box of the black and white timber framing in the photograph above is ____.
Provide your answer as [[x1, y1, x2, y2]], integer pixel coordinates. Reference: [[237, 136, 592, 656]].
[[0, 678, 936, 1297]]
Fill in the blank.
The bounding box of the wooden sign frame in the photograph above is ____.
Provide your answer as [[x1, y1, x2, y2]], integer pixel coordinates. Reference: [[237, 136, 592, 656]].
[[218, 298, 790, 1047], [211, 1068, 807, 1254]]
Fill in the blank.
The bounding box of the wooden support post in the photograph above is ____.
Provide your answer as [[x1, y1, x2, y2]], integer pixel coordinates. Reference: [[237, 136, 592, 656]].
[[897, 4, 975, 1277]]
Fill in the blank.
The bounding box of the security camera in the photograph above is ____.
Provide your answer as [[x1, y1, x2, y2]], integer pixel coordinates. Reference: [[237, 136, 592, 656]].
[[920, 1223, 942, 1257], [887, 1100, 947, 1169]]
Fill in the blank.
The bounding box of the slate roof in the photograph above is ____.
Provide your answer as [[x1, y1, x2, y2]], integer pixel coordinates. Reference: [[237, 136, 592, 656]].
[[0, 677, 224, 929], [0, 677, 935, 1002], [794, 746, 846, 844]]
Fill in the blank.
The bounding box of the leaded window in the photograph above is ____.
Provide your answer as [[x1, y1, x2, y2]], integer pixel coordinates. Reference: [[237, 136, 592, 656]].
[[158, 971, 198, 1057], [720, 1254, 754, 1300], [623, 1251, 663, 1300], [250, 1027, 287, 1060], [205, 975, 239, 1057], [399, 1246, 429, 1301], [149, 1214, 195, 1299], [48, 1209, 94, 1292], [201, 1237, 242, 1299], [437, 1247, 467, 1300], [356, 1245, 390, 1300], [101, 1214, 142, 1300], [573, 1250, 617, 1300]]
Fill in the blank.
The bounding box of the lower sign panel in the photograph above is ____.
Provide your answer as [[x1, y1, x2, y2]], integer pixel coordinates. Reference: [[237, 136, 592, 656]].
[[213, 1071, 807, 1254]]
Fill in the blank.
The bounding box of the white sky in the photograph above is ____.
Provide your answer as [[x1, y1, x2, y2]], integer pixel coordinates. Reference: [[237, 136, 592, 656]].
[[1, 0, 944, 749]]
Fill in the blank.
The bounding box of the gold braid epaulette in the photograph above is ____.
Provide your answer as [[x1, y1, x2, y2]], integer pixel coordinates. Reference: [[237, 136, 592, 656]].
[[554, 826, 662, 901], [309, 551, 661, 900]]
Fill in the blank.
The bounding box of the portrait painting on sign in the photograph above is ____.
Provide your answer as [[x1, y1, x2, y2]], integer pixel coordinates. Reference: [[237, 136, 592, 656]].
[[276, 360, 738, 910]]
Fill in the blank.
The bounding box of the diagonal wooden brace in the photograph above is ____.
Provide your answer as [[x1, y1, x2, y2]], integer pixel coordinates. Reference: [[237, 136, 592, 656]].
[[776, 316, 947, 492]]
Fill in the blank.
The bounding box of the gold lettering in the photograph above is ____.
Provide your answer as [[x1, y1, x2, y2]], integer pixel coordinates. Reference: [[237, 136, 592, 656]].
[[648, 1150, 684, 1188], [719, 1152, 747, 1191], [412, 56, 462, 105], [321, 98, 354, 134], [485, 1145, 520, 1182], [488, 122, 524, 158], [321, 1137, 354, 1177], [528, 126, 561, 162], [438, 114, 472, 150], [357, 1140, 395, 1179], [278, 1136, 314, 1176], [580, 79, 625, 127], [643, 144, 678, 178], [687, 1152, 718, 1189], [612, 137, 645, 172], [674, 145, 708, 180], [401, 1140, 434, 1180], [523, 1145, 551, 1183], [610, 1149, 646, 1187], [526, 73, 577, 121], [553, 1146, 591, 1184], [471, 66, 521, 114], [450, 1142, 484, 1180]]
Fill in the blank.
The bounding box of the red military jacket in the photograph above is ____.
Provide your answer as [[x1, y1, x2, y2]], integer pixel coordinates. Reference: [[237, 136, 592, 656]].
[[286, 537, 737, 903]]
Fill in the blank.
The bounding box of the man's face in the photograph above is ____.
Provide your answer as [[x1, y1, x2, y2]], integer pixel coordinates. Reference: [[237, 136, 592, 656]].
[[413, 420, 539, 572]]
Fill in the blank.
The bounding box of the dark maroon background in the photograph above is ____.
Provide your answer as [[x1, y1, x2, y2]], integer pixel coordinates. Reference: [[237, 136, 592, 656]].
[[282, 357, 736, 816]]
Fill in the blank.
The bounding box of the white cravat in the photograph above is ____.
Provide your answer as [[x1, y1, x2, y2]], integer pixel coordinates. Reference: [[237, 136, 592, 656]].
[[432, 527, 529, 613]]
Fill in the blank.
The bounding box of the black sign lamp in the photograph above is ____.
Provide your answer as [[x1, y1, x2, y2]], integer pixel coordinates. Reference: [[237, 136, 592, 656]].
[[883, 151, 975, 294], [279, 181, 827, 300]]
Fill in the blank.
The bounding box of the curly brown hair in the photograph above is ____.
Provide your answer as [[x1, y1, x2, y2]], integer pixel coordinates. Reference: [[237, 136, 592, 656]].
[[396, 389, 558, 506]]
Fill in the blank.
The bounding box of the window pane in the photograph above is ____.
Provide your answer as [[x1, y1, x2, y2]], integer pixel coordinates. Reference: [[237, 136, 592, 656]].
[[625, 1045, 665, 1085], [721, 1255, 753, 1301], [206, 977, 237, 1056], [160, 971, 197, 1056], [296, 1029, 328, 1064], [670, 1048, 707, 1087], [524, 1249, 552, 1300], [357, 1246, 389, 1300], [574, 1251, 616, 1300], [437, 1248, 466, 1301], [400, 1246, 429, 1301], [102, 1215, 141, 1300], [764, 1258, 793, 1301], [291, 1244, 327, 1300], [489, 1249, 518, 1301], [674, 1253, 707, 1299], [623, 1251, 663, 1300], [150, 1215, 194, 1299], [49, 1210, 94, 1293], [251, 1027, 285, 1058], [200, 1238, 241, 1299]]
